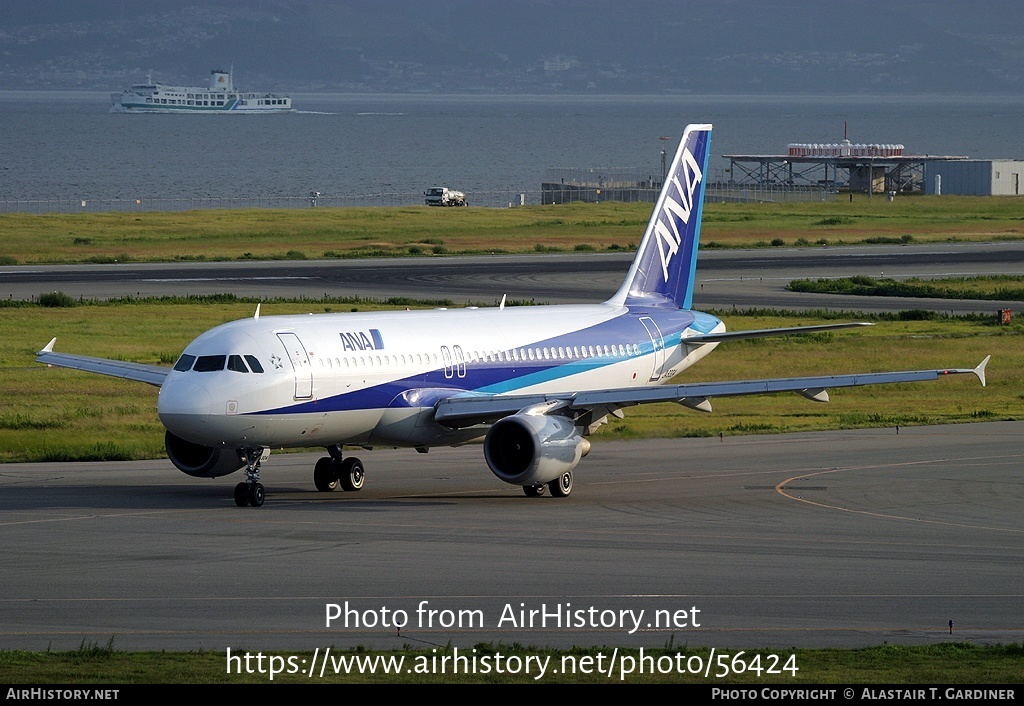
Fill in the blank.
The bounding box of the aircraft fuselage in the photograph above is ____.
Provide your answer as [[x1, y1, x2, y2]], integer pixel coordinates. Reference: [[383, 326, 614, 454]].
[[157, 304, 725, 450]]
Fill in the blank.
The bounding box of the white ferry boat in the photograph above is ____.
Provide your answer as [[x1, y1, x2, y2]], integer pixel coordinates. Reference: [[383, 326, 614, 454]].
[[110, 70, 292, 114]]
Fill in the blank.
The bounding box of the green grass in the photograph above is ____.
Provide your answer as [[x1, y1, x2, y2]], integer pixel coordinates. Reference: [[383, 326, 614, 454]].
[[697, 194, 1024, 247], [1, 298, 1020, 463], [790, 275, 1024, 301], [1, 195, 1022, 264], [1, 642, 1020, 683]]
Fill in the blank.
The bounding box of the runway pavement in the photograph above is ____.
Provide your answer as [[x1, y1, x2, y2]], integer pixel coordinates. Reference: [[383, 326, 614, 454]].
[[1, 421, 1021, 651], [3, 241, 1023, 314]]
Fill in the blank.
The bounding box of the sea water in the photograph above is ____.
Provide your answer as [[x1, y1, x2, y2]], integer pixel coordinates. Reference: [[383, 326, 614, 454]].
[[2, 91, 1022, 207]]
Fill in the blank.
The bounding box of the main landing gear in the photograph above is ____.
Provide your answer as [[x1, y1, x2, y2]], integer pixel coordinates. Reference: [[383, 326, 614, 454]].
[[522, 470, 573, 498], [234, 447, 269, 507], [314, 445, 365, 493]]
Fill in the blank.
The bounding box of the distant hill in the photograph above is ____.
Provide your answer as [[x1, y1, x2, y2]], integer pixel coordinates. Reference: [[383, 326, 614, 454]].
[[2, 0, 1023, 94]]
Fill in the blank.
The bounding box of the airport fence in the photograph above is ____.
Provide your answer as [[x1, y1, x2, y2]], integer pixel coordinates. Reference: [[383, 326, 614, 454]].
[[707, 185, 834, 204], [0, 190, 530, 213], [541, 183, 834, 205], [0, 184, 833, 214]]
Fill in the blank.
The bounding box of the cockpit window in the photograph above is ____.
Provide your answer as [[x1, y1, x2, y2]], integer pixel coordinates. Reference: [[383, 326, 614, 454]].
[[175, 353, 264, 373], [173, 354, 196, 372], [193, 355, 226, 372]]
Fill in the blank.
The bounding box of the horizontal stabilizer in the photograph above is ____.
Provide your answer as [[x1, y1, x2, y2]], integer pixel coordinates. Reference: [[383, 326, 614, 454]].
[[685, 322, 872, 344]]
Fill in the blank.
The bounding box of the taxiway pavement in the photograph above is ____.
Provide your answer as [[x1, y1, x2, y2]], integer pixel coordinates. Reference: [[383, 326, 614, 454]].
[[1, 421, 1020, 651], [3, 241, 1023, 314]]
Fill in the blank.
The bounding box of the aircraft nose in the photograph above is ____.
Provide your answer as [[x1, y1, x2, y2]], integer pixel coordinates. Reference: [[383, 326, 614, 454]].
[[157, 379, 211, 433], [158, 379, 211, 415]]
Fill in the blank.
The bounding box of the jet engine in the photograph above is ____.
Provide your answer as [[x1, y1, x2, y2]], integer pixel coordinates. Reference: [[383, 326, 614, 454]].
[[164, 431, 245, 478], [483, 413, 584, 486]]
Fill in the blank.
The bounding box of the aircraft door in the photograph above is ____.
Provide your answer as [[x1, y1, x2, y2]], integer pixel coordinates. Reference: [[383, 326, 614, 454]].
[[277, 332, 314, 399], [452, 345, 466, 378], [440, 346, 454, 379], [639, 316, 666, 381]]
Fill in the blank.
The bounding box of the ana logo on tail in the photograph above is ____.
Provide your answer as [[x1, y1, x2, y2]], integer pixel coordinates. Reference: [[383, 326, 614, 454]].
[[653, 147, 703, 283]]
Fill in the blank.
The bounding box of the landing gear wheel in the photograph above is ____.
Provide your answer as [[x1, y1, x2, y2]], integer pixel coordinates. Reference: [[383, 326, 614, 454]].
[[523, 483, 546, 498], [339, 457, 364, 492], [236, 447, 267, 508], [549, 471, 573, 498], [248, 482, 265, 507], [314, 457, 339, 492]]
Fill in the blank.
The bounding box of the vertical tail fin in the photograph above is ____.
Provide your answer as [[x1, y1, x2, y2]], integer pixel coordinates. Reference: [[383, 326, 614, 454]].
[[606, 123, 712, 309]]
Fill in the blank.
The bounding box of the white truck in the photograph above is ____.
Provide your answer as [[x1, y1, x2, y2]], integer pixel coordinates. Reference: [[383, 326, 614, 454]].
[[424, 187, 467, 207]]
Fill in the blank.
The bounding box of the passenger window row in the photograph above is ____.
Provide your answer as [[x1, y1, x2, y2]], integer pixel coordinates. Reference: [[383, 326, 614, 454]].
[[173, 342, 640, 375]]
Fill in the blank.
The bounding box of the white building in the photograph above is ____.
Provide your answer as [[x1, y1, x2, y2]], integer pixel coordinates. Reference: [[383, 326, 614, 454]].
[[924, 160, 1024, 195]]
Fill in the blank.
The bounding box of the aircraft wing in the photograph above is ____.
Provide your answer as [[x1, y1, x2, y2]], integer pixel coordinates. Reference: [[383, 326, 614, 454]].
[[36, 338, 169, 387], [434, 356, 990, 428]]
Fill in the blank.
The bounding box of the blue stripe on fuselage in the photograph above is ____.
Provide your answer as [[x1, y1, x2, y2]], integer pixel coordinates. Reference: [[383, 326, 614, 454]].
[[248, 308, 706, 416]]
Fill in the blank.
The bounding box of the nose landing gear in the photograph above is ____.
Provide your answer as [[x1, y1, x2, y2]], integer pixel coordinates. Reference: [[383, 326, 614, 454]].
[[234, 447, 269, 507]]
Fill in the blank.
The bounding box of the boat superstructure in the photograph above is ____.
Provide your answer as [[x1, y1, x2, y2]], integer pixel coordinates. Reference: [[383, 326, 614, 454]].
[[111, 70, 292, 114]]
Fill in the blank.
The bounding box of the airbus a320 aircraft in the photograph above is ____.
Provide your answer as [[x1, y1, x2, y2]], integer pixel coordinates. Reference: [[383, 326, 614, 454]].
[[37, 124, 989, 507]]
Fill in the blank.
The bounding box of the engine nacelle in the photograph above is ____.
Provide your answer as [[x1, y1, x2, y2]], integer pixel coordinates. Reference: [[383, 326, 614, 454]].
[[483, 413, 583, 487], [165, 431, 245, 478]]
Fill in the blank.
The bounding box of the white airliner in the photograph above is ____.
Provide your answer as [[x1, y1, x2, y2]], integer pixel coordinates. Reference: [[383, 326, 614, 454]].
[[37, 124, 989, 507]]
